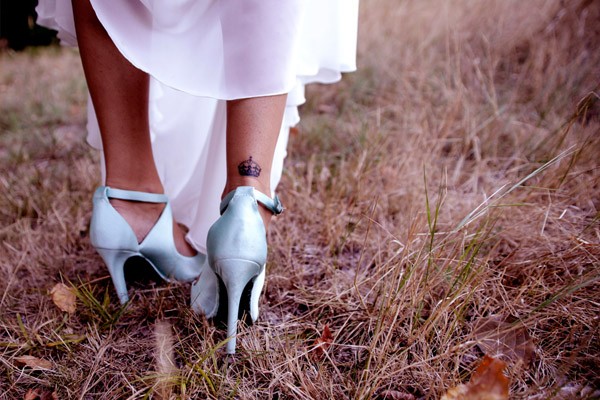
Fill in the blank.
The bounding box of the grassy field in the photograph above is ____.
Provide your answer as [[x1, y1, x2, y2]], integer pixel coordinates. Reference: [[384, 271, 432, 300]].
[[1, 0, 599, 398]]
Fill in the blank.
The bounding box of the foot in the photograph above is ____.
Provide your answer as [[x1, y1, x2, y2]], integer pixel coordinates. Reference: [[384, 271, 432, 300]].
[[110, 199, 197, 257]]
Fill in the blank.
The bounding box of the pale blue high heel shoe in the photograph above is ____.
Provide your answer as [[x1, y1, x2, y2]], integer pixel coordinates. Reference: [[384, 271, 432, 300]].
[[90, 186, 205, 304], [191, 186, 283, 354]]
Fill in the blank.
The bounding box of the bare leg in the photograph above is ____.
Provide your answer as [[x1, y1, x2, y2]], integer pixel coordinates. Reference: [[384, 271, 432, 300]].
[[72, 0, 195, 255], [224, 94, 287, 228]]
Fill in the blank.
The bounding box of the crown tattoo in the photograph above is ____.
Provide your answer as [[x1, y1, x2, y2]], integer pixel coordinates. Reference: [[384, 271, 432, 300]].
[[238, 156, 262, 177]]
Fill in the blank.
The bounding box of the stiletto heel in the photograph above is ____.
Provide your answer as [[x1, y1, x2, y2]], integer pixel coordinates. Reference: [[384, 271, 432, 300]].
[[91, 186, 206, 304], [217, 259, 263, 354], [96, 248, 136, 304], [193, 186, 283, 353]]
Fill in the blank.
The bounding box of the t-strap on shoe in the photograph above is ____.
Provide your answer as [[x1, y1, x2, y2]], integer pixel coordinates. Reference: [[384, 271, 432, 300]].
[[90, 186, 204, 304]]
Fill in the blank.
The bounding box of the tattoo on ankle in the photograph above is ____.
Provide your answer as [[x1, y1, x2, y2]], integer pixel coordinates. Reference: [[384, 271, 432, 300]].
[[238, 156, 262, 177]]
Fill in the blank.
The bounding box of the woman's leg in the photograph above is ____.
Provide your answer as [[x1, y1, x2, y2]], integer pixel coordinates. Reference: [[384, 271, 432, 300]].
[[72, 0, 194, 255], [224, 94, 287, 228]]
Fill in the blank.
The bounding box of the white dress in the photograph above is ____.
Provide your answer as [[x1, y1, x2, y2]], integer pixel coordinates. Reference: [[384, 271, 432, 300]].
[[36, 0, 359, 252]]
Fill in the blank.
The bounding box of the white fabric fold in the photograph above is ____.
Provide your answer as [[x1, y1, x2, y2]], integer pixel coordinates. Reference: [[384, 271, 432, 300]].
[[37, 0, 359, 251]]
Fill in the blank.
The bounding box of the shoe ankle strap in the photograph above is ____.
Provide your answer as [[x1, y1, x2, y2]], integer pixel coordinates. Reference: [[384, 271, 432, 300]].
[[105, 187, 168, 203], [220, 187, 284, 215], [254, 190, 284, 215]]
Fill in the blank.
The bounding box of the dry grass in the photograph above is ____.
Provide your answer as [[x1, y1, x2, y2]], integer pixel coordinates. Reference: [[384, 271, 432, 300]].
[[1, 0, 599, 398]]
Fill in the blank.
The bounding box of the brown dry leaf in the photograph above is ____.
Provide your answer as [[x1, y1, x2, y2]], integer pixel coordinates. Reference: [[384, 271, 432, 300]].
[[378, 389, 416, 400], [317, 103, 338, 114], [312, 325, 333, 360], [50, 283, 76, 314], [473, 315, 535, 365], [14, 355, 54, 370], [154, 321, 176, 400], [24, 389, 41, 400], [23, 388, 58, 400], [441, 355, 509, 400]]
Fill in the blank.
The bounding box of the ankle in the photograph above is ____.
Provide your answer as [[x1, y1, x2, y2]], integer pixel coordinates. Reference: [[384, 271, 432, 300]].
[[223, 177, 270, 199]]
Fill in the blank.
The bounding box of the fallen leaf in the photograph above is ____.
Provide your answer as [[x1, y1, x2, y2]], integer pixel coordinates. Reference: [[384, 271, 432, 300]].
[[24, 388, 41, 400], [441, 355, 509, 400], [23, 388, 58, 400], [473, 315, 534, 365], [154, 321, 176, 400], [14, 356, 54, 370], [312, 325, 333, 360], [377, 389, 416, 400], [317, 103, 338, 114], [50, 283, 76, 314]]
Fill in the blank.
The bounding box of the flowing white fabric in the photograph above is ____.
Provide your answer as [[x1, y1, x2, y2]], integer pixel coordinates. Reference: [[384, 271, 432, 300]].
[[36, 0, 358, 251]]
